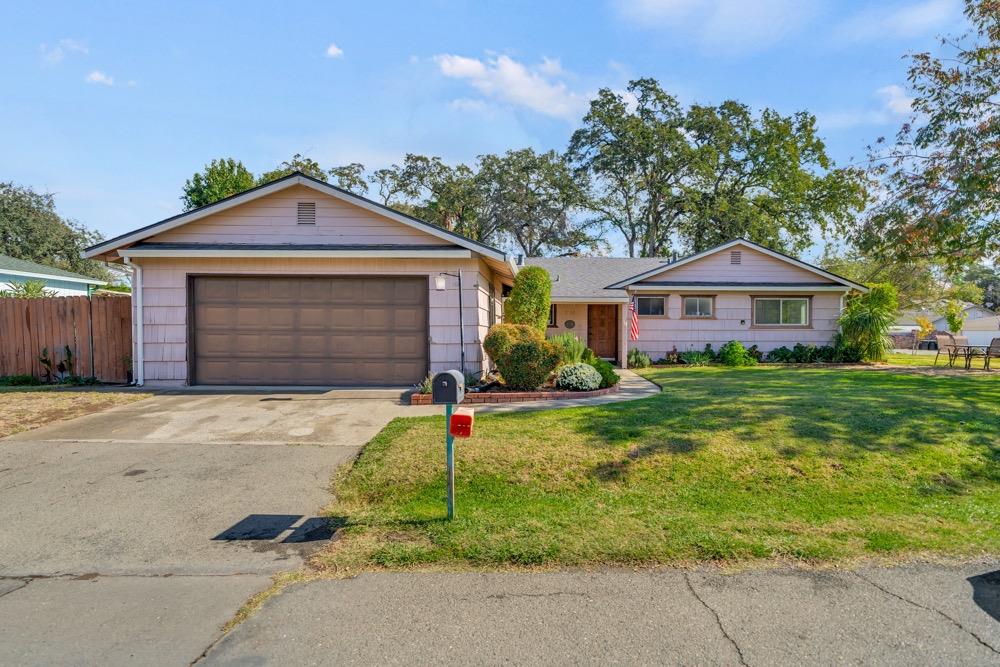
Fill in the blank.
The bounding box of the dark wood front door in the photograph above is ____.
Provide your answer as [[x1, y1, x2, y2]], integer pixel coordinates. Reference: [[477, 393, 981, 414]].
[[587, 304, 618, 359]]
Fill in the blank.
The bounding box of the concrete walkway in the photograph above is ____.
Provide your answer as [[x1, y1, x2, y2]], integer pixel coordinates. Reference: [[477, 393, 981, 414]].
[[465, 369, 661, 414], [202, 562, 1000, 666]]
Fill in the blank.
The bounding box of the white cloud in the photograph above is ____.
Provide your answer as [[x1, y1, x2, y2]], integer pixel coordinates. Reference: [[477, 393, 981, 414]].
[[449, 98, 493, 113], [433, 53, 587, 121], [816, 84, 913, 130], [875, 84, 913, 116], [325, 42, 344, 58], [834, 0, 961, 41], [39, 38, 87, 65], [85, 70, 115, 86], [614, 0, 817, 53]]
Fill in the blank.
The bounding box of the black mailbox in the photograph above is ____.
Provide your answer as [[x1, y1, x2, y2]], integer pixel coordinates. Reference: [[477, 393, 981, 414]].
[[432, 370, 465, 405]]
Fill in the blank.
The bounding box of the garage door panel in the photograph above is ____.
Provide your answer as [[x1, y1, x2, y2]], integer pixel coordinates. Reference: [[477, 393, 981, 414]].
[[193, 276, 428, 385]]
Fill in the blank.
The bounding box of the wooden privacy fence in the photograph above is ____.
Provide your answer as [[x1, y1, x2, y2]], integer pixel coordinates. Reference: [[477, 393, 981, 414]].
[[0, 296, 132, 383]]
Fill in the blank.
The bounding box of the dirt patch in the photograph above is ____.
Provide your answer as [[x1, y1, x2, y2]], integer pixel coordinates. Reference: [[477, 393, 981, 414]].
[[0, 388, 151, 439]]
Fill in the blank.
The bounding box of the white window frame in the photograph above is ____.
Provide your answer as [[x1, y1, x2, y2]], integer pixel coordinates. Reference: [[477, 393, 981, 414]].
[[682, 296, 714, 318], [636, 296, 666, 317], [753, 297, 810, 326]]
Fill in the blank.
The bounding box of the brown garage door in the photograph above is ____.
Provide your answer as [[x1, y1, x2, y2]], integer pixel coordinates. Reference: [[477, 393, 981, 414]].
[[192, 276, 428, 386]]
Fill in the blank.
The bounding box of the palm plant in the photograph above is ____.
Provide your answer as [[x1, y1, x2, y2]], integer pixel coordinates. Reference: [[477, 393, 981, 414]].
[[838, 283, 899, 362]]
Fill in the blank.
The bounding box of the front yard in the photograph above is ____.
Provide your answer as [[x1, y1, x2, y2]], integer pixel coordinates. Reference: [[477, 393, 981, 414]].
[[317, 365, 1000, 571], [0, 386, 151, 439]]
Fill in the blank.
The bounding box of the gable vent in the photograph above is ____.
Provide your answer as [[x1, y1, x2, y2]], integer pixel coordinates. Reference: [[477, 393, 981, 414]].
[[297, 202, 316, 225], [730, 250, 742, 265]]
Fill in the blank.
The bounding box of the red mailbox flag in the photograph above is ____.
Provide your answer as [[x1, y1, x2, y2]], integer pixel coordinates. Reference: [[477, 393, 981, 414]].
[[449, 407, 475, 438]]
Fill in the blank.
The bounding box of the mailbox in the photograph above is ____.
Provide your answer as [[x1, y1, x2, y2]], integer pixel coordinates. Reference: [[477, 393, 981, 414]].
[[449, 407, 475, 438], [432, 370, 465, 405]]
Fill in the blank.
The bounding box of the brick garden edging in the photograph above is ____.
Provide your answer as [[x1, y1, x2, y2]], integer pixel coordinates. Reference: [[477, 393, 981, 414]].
[[409, 384, 620, 405]]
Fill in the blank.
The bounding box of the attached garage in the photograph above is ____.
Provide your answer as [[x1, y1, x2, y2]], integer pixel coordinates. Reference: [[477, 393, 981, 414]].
[[191, 276, 428, 386]]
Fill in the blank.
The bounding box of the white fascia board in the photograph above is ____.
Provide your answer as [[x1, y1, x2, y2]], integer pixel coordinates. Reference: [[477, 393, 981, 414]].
[[626, 284, 852, 292], [550, 296, 629, 304], [118, 248, 473, 259], [1, 268, 107, 285], [86, 175, 508, 262]]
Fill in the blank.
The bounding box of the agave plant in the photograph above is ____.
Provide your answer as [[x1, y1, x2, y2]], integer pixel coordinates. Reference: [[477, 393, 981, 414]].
[[838, 283, 898, 362]]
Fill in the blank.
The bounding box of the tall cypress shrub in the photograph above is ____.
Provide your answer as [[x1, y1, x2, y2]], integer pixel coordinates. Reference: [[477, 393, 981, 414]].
[[505, 266, 551, 334]]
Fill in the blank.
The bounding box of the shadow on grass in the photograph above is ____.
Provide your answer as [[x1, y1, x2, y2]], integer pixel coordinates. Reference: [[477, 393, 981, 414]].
[[561, 367, 1000, 483]]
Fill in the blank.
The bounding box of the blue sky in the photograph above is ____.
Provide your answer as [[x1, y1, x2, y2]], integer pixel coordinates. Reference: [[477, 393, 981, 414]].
[[1, 0, 968, 258]]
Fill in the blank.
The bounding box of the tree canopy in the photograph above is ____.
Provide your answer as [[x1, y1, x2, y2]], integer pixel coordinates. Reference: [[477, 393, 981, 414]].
[[856, 0, 1000, 271], [181, 158, 255, 211], [0, 182, 110, 281], [568, 79, 868, 257]]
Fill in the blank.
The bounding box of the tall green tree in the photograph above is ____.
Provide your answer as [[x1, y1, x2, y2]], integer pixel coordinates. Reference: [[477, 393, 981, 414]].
[[328, 163, 367, 195], [857, 0, 1000, 271], [476, 149, 596, 256], [181, 158, 255, 210], [820, 247, 941, 310], [0, 182, 110, 280], [568, 79, 690, 257], [963, 263, 1000, 310], [680, 102, 867, 254], [258, 153, 328, 184]]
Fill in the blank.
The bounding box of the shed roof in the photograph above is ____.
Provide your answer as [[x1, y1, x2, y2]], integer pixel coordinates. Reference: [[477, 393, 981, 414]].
[[0, 253, 106, 285]]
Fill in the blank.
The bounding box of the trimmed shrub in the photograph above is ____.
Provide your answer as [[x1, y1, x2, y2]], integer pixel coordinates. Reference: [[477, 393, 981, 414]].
[[718, 340, 758, 367], [581, 347, 598, 365], [680, 350, 713, 366], [791, 343, 818, 363], [501, 339, 561, 390], [505, 266, 551, 334], [550, 332, 587, 366], [483, 323, 541, 361], [627, 348, 651, 369], [556, 363, 602, 391], [767, 346, 794, 362], [588, 357, 620, 388]]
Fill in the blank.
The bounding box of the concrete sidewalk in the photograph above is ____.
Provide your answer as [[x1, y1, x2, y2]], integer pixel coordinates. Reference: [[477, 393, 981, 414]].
[[202, 562, 1000, 666]]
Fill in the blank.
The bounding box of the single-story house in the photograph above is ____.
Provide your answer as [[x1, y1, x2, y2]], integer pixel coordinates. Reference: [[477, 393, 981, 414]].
[[961, 315, 1000, 346], [0, 253, 107, 296], [84, 171, 866, 387]]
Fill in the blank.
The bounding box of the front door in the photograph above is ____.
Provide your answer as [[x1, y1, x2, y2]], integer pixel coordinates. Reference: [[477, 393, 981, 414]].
[[587, 304, 618, 359]]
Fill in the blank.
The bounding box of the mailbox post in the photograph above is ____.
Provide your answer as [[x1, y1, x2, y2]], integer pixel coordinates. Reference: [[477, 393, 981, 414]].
[[432, 370, 465, 519]]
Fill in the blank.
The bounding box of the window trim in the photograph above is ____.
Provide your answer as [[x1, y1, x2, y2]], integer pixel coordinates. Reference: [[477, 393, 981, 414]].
[[680, 295, 715, 319], [751, 295, 812, 328], [547, 304, 557, 328], [635, 295, 668, 318]]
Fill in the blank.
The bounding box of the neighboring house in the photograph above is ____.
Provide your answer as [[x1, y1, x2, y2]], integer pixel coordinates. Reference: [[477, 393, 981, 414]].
[[85, 172, 866, 387], [0, 253, 107, 296], [531, 240, 866, 363], [893, 302, 996, 334], [962, 315, 1000, 346]]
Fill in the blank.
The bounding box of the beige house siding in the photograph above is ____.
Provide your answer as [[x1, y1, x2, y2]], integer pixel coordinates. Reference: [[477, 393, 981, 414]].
[[135, 256, 496, 386], [628, 292, 844, 358], [547, 303, 589, 343], [149, 184, 444, 246], [639, 245, 827, 283]]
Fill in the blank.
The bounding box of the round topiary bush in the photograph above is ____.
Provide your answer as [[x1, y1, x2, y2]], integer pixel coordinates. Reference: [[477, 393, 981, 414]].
[[483, 323, 542, 361], [500, 339, 561, 390], [556, 362, 602, 391], [504, 266, 551, 334]]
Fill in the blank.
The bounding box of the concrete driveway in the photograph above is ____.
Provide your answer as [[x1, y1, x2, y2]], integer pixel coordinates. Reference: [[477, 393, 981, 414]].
[[0, 391, 427, 666]]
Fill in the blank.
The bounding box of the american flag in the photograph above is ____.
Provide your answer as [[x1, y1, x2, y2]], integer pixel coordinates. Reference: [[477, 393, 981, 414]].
[[629, 300, 640, 341]]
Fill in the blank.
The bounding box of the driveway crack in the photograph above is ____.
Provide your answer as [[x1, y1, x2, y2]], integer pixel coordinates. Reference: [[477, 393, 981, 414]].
[[684, 572, 749, 667], [852, 571, 999, 655], [0, 578, 31, 599]]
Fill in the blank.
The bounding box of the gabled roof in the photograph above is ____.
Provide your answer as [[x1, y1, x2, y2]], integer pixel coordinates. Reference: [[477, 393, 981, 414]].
[[605, 239, 868, 292], [0, 253, 107, 285], [526, 256, 669, 301], [83, 171, 510, 264]]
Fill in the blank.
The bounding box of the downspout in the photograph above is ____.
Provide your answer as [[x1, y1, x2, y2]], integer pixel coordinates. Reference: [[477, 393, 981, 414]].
[[457, 269, 466, 376], [123, 256, 144, 386]]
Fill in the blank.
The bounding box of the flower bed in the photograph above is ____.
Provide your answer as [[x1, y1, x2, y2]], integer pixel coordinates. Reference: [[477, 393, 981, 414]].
[[410, 384, 619, 405]]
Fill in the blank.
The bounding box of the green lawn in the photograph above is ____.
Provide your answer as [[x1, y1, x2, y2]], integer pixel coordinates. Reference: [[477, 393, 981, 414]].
[[317, 366, 1000, 571], [885, 352, 939, 366]]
